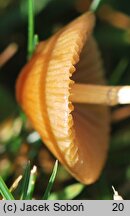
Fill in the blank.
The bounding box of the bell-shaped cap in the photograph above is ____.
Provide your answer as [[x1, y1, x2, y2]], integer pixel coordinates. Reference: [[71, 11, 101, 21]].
[[16, 12, 110, 184]]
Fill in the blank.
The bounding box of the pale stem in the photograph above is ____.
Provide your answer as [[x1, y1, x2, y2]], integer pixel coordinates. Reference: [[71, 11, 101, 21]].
[[71, 83, 130, 106]]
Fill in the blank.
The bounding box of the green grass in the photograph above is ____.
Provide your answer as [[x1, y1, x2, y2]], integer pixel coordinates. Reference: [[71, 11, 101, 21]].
[[0, 176, 14, 200], [26, 165, 37, 199], [109, 58, 129, 85], [0, 161, 58, 200], [43, 160, 58, 200], [20, 161, 31, 200], [28, 0, 35, 59], [0, 160, 87, 200]]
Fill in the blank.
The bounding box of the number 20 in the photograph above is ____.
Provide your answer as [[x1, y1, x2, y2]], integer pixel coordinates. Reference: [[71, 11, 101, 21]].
[[112, 203, 124, 211]]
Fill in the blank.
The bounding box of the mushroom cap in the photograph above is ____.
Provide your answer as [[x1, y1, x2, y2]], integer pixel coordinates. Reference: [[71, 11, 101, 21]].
[[16, 12, 110, 184]]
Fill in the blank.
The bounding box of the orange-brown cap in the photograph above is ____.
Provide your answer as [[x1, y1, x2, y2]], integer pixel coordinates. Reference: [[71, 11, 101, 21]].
[[16, 12, 110, 184]]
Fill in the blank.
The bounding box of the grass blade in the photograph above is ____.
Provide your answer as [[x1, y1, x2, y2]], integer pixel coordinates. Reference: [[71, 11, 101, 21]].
[[0, 176, 14, 200], [90, 0, 103, 12], [34, 34, 39, 49], [43, 160, 58, 200], [10, 175, 22, 193], [48, 183, 84, 200], [109, 58, 128, 85], [28, 0, 34, 59], [20, 161, 31, 200], [26, 166, 37, 200]]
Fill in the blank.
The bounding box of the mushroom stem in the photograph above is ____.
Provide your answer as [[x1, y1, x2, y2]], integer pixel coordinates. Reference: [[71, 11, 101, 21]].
[[71, 84, 130, 106]]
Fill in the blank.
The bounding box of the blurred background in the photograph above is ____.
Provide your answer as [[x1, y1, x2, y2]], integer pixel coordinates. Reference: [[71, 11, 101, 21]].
[[1, 0, 130, 199]]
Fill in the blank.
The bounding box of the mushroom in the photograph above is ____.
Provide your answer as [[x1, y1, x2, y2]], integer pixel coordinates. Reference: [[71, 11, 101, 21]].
[[16, 12, 130, 184]]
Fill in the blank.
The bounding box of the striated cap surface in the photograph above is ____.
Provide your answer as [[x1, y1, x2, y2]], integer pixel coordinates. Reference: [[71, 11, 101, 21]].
[[16, 12, 110, 184]]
